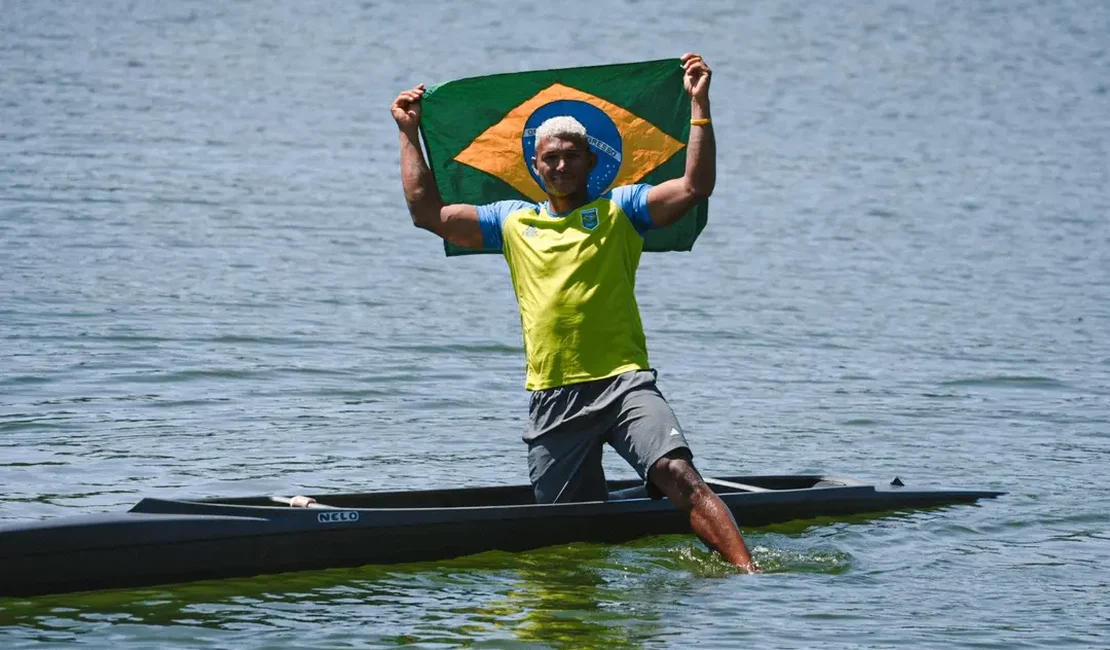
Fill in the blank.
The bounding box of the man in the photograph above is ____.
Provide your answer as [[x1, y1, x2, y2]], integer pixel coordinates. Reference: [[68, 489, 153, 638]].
[[392, 53, 756, 571]]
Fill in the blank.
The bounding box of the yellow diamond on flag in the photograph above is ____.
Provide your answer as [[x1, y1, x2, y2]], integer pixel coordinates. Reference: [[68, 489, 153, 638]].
[[454, 83, 686, 202]]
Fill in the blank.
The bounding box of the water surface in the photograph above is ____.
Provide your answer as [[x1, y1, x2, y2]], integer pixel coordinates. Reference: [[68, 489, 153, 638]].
[[2, 0, 1108, 647]]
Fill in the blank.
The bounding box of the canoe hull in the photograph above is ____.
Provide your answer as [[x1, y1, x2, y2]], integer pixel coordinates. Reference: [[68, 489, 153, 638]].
[[0, 475, 1002, 597]]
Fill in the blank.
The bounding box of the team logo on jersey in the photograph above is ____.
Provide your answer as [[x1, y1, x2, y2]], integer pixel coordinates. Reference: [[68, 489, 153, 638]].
[[581, 208, 599, 230], [523, 224, 539, 238]]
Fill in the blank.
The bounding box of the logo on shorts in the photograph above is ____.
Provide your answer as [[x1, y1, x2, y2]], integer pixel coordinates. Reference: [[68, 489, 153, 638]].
[[669, 428, 681, 437], [581, 208, 599, 230]]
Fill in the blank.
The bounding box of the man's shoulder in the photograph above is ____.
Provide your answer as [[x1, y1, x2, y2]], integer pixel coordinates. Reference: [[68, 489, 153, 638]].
[[601, 183, 652, 204], [488, 198, 540, 212], [598, 184, 653, 233], [479, 199, 541, 223]]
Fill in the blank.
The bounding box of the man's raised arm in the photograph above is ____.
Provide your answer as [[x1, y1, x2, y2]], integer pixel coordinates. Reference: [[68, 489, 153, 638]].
[[393, 84, 485, 249], [646, 53, 716, 229]]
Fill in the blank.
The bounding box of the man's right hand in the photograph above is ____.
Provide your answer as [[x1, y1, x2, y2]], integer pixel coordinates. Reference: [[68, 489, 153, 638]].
[[392, 84, 426, 131]]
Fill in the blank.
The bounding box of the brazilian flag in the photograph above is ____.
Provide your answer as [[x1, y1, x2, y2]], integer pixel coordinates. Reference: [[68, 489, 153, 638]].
[[420, 59, 708, 256]]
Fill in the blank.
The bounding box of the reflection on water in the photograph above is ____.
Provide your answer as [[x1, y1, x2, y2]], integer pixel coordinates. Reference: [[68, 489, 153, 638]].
[[487, 545, 663, 650], [0, 531, 854, 648]]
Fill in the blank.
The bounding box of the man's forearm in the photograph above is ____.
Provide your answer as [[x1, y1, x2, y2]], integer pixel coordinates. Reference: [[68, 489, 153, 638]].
[[685, 98, 716, 197], [399, 127, 444, 227]]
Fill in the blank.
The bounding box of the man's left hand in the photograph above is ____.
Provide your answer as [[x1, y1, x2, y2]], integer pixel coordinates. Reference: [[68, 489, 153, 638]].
[[681, 53, 712, 101]]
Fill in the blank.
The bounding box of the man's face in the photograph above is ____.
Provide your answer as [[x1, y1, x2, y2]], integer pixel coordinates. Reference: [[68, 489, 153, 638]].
[[532, 136, 596, 198]]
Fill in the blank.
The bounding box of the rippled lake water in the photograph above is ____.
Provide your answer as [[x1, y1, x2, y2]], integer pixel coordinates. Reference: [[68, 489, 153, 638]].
[[2, 0, 1108, 648]]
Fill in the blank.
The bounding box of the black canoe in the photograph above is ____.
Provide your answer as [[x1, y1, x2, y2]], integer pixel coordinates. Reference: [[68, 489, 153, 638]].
[[0, 474, 1003, 597]]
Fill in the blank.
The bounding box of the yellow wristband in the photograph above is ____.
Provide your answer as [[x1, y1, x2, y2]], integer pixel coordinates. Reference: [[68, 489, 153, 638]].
[[690, 118, 712, 126]]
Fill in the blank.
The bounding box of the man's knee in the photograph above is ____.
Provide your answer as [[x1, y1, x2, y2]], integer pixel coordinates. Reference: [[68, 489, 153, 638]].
[[649, 449, 701, 498]]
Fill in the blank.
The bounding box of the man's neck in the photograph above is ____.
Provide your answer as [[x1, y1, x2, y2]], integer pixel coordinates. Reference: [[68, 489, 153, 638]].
[[545, 191, 591, 216]]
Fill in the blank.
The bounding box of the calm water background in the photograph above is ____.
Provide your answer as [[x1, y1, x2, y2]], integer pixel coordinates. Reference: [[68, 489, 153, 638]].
[[2, 0, 1108, 647]]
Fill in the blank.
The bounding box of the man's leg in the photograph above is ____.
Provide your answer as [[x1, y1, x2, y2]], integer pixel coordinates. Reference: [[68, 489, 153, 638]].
[[608, 371, 758, 571], [525, 379, 614, 504], [527, 432, 608, 503], [648, 451, 757, 571]]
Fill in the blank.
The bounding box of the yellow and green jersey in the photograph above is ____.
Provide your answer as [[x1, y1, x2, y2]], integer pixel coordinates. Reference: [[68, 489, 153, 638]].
[[477, 184, 655, 391]]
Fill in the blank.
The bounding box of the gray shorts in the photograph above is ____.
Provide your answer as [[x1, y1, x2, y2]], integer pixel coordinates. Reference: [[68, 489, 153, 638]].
[[525, 369, 692, 504]]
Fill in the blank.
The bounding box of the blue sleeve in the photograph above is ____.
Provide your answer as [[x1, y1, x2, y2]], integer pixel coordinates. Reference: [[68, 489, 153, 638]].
[[476, 200, 531, 251], [609, 184, 654, 236]]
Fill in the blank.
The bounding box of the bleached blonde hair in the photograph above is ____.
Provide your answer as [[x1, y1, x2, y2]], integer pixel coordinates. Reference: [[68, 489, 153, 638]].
[[534, 116, 588, 146]]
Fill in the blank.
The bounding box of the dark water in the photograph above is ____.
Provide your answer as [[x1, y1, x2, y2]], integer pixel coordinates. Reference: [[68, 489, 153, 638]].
[[2, 0, 1108, 647]]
